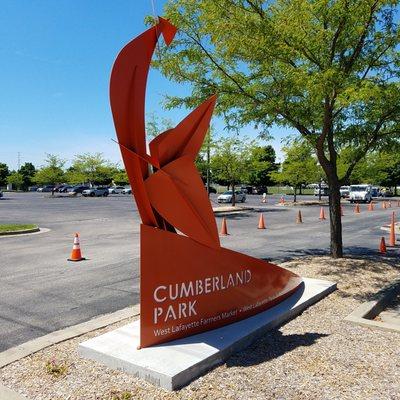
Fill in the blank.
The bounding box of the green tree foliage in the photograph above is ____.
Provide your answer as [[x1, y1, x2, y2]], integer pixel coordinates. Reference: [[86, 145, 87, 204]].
[[112, 169, 130, 185], [146, 112, 174, 138], [0, 163, 9, 187], [247, 145, 278, 187], [271, 141, 318, 202], [18, 162, 36, 190], [338, 147, 400, 193], [34, 154, 65, 185], [7, 172, 24, 190], [68, 153, 118, 186], [211, 136, 260, 205], [154, 0, 400, 257]]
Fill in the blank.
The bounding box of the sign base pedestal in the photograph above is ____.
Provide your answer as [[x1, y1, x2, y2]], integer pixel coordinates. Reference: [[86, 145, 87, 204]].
[[78, 278, 336, 390]]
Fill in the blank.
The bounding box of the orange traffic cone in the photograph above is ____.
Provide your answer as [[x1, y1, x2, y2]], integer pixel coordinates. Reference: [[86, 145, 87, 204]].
[[258, 213, 266, 229], [220, 217, 229, 235], [379, 237, 387, 254], [68, 233, 85, 262], [354, 203, 360, 214], [319, 207, 326, 220], [368, 202, 374, 211], [388, 200, 392, 208], [397, 200, 400, 207], [296, 210, 303, 224], [382, 201, 387, 209], [389, 212, 396, 247], [280, 196, 285, 204]]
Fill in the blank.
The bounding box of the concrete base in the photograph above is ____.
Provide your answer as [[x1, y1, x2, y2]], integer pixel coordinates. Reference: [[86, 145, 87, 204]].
[[78, 277, 336, 390]]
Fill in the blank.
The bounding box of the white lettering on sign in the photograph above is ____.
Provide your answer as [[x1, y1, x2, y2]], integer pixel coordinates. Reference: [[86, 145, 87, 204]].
[[153, 269, 252, 304], [153, 300, 198, 323]]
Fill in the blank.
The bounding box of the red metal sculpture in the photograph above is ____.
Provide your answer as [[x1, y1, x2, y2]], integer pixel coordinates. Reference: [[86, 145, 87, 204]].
[[110, 18, 302, 348]]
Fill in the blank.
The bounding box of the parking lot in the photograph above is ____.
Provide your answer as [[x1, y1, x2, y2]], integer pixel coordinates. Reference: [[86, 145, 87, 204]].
[[0, 191, 399, 351]]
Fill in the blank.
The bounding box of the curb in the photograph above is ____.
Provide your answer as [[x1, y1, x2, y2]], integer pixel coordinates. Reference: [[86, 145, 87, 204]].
[[0, 384, 26, 400], [213, 206, 253, 214], [0, 305, 140, 400], [0, 305, 140, 369], [0, 227, 39, 236], [345, 280, 400, 333]]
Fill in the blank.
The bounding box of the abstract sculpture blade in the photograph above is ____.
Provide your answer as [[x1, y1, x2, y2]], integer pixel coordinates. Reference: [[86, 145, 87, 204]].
[[110, 18, 302, 348]]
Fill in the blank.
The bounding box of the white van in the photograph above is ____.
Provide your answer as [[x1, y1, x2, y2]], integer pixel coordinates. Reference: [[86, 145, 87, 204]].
[[349, 184, 372, 203]]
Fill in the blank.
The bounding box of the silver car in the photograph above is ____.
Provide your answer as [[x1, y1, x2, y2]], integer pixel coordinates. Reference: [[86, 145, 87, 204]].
[[108, 186, 125, 194], [82, 187, 109, 197], [217, 190, 246, 203]]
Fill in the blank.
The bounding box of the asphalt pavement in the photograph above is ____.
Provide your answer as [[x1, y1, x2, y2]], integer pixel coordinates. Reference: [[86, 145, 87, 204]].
[[0, 191, 399, 351]]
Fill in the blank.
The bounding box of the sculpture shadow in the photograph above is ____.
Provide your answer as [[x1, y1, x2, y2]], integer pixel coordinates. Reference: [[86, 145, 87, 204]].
[[226, 330, 329, 368]]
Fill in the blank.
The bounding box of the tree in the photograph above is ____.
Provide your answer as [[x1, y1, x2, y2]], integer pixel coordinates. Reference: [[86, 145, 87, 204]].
[[19, 162, 36, 190], [155, 0, 400, 258], [146, 112, 174, 138], [247, 145, 278, 187], [271, 141, 318, 202], [7, 172, 24, 190], [211, 136, 254, 206], [0, 163, 9, 187], [68, 153, 118, 186], [34, 154, 65, 185], [112, 169, 129, 185]]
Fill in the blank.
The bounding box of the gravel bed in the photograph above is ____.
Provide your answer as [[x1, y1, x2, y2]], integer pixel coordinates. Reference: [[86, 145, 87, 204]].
[[1, 256, 400, 400]]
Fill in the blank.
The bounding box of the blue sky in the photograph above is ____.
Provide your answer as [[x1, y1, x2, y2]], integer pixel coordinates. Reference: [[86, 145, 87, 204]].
[[0, 0, 289, 170]]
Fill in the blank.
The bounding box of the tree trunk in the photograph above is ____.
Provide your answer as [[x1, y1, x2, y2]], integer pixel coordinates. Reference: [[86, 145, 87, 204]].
[[299, 185, 302, 195], [318, 181, 322, 201], [232, 183, 236, 206], [327, 177, 343, 258], [293, 186, 297, 202]]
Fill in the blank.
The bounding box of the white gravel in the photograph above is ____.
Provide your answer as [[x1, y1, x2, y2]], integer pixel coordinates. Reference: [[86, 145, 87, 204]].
[[1, 256, 399, 400]]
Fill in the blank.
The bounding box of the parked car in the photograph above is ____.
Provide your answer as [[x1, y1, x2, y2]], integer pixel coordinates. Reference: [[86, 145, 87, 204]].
[[254, 186, 268, 195], [108, 186, 126, 194], [314, 186, 329, 196], [68, 185, 90, 195], [378, 187, 394, 197], [217, 190, 246, 203], [28, 186, 39, 191], [349, 184, 372, 203], [205, 185, 217, 194], [82, 187, 109, 197], [38, 185, 55, 192], [59, 185, 73, 193], [122, 187, 132, 194], [0, 191, 3, 198], [339, 186, 350, 198], [371, 186, 379, 197]]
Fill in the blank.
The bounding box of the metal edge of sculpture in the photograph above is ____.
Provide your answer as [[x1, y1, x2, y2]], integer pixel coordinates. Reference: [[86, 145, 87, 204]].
[[110, 17, 303, 349]]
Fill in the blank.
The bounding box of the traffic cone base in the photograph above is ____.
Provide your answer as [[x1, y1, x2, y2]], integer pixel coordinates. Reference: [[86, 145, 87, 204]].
[[220, 217, 229, 235], [68, 233, 85, 261], [258, 213, 266, 229], [379, 237, 387, 254]]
